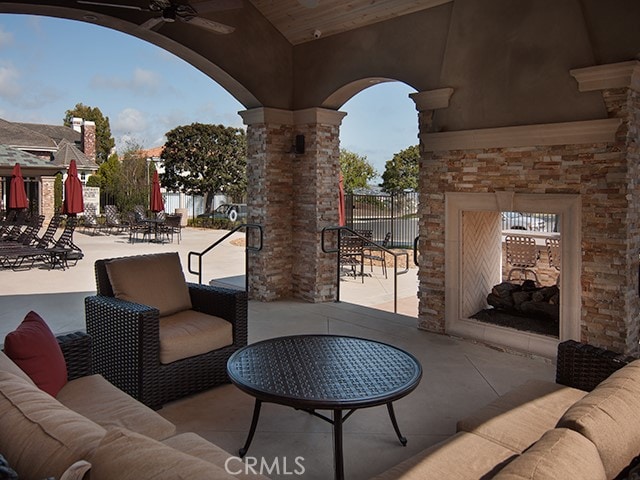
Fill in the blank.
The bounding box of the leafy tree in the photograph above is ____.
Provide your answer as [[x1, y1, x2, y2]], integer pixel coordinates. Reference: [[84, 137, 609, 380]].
[[54, 173, 63, 213], [63, 103, 115, 163], [339, 149, 377, 193], [380, 145, 419, 193], [119, 141, 152, 213], [161, 123, 247, 211]]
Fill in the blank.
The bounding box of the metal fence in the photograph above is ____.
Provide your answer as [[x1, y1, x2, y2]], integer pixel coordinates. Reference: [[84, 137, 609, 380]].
[[345, 192, 418, 248], [99, 192, 205, 218], [501, 212, 559, 233]]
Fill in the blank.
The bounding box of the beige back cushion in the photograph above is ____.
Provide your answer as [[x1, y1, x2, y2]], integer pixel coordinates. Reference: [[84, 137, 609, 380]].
[[0, 371, 106, 480], [492, 428, 606, 480], [105, 252, 192, 316], [556, 359, 640, 479], [0, 350, 34, 385]]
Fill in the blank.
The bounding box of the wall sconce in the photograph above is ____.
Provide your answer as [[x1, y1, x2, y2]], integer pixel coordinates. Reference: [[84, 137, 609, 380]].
[[292, 134, 305, 154]]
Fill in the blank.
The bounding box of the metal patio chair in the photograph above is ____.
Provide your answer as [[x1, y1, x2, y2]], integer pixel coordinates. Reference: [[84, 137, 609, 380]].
[[339, 235, 365, 282], [546, 237, 561, 285], [505, 234, 540, 285]]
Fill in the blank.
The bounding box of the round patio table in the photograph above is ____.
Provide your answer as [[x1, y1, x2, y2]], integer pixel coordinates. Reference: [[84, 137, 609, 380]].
[[226, 334, 422, 480]]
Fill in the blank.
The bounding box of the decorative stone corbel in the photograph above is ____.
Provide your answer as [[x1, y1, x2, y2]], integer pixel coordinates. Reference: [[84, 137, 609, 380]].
[[494, 191, 515, 212]]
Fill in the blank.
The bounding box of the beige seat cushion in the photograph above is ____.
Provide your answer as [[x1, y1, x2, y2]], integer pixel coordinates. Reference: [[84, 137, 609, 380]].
[[105, 252, 192, 316], [492, 428, 606, 480], [556, 359, 640, 479], [90, 428, 240, 480], [57, 374, 176, 440], [163, 433, 270, 480], [0, 371, 106, 480], [457, 379, 587, 453], [370, 432, 516, 480], [159, 309, 233, 364]]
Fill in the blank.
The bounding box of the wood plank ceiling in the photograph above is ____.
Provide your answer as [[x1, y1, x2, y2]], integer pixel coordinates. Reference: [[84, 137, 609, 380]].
[[246, 0, 451, 45]]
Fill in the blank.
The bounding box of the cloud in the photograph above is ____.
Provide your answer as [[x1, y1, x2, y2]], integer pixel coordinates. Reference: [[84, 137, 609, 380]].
[[113, 107, 148, 134], [90, 67, 163, 95], [0, 26, 13, 48], [0, 62, 21, 99]]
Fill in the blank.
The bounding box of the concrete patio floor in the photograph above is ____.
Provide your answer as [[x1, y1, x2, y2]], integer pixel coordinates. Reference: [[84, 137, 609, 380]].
[[0, 225, 555, 479]]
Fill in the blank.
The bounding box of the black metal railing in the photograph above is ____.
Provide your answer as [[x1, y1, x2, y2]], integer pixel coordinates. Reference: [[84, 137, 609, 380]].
[[345, 192, 418, 248], [188, 223, 263, 291], [321, 226, 409, 313]]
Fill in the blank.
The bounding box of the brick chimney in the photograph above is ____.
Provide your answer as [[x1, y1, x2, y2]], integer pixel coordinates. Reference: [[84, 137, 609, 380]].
[[81, 120, 96, 161]]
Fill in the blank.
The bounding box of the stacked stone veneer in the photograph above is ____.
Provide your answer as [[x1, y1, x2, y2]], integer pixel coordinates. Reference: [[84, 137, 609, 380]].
[[415, 63, 640, 353], [241, 108, 344, 303]]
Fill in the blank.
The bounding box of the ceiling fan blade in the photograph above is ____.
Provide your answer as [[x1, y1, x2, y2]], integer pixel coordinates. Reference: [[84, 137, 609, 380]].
[[298, 0, 319, 7], [139, 16, 166, 30], [179, 15, 235, 34], [191, 0, 243, 13], [77, 0, 146, 10]]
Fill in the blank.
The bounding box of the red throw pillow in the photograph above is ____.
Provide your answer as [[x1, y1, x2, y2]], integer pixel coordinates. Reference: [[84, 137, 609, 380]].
[[3, 311, 68, 396]]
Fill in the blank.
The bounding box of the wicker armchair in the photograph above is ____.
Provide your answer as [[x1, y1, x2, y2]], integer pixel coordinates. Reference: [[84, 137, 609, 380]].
[[84, 253, 248, 409], [556, 339, 638, 392]]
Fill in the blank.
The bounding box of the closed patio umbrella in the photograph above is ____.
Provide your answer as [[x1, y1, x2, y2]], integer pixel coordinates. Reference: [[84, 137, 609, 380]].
[[8, 163, 28, 209], [62, 159, 84, 215], [338, 171, 346, 227], [150, 170, 164, 213]]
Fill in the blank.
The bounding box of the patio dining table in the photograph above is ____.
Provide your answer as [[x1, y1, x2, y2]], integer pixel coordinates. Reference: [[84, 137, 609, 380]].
[[140, 217, 165, 243], [227, 334, 423, 480]]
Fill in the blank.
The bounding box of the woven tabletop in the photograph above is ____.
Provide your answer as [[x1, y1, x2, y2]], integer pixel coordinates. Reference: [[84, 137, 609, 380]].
[[227, 335, 422, 409]]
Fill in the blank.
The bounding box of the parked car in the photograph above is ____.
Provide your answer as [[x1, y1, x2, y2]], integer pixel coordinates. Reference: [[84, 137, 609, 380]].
[[501, 212, 547, 231], [198, 203, 247, 222]]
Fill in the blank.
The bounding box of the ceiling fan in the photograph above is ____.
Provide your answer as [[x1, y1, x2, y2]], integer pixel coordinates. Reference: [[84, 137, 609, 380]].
[[76, 0, 240, 34]]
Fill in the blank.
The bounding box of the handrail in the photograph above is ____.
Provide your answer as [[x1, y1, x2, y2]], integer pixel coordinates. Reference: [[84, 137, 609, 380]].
[[188, 223, 263, 291], [321, 226, 409, 313], [413, 235, 420, 267]]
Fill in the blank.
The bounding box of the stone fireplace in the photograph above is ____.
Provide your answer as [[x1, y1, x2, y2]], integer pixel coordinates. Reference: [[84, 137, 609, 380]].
[[413, 61, 640, 356], [445, 192, 581, 358]]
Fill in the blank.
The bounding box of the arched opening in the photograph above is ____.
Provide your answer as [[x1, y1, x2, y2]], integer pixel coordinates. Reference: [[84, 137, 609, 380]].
[[329, 80, 420, 317]]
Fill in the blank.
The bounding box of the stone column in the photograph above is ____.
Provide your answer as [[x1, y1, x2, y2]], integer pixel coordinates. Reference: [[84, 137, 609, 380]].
[[240, 107, 346, 303], [290, 108, 347, 302], [40, 176, 56, 224], [240, 108, 295, 301], [571, 60, 640, 352], [410, 88, 454, 333]]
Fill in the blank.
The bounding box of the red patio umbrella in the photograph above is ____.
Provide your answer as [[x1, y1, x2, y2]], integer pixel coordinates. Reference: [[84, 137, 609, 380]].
[[62, 159, 84, 215], [8, 163, 28, 209], [150, 170, 165, 213], [338, 171, 346, 227]]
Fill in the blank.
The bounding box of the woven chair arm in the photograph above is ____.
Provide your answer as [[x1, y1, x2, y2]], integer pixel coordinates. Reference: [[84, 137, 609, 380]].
[[188, 283, 247, 322], [57, 331, 92, 381], [556, 340, 638, 391], [85, 295, 161, 401]]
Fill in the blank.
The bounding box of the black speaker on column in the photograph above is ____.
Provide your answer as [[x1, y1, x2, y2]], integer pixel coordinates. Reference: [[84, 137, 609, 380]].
[[295, 134, 305, 154]]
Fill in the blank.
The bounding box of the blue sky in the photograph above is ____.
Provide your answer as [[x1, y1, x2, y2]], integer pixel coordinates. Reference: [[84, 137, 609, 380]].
[[0, 13, 418, 181]]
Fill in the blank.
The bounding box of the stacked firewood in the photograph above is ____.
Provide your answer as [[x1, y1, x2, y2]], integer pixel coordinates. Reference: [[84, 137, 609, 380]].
[[487, 280, 559, 322]]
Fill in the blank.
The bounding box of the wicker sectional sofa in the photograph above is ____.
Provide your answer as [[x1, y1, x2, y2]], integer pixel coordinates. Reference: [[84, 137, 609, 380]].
[[3, 318, 640, 479], [374, 340, 640, 480], [0, 331, 268, 480]]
